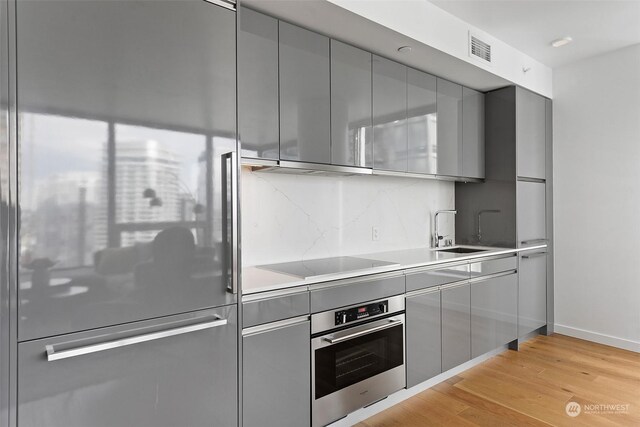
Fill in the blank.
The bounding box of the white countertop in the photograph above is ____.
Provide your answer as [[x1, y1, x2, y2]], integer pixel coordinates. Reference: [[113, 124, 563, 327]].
[[241, 245, 547, 295]]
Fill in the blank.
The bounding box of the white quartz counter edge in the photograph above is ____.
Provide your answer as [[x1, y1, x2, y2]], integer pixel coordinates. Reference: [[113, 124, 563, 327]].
[[242, 245, 547, 297]]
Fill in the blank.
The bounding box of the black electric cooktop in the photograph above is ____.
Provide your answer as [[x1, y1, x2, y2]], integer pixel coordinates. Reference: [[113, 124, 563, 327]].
[[258, 256, 398, 279]]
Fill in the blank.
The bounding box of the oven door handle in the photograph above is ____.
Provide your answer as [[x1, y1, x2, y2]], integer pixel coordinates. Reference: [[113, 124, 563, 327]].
[[323, 319, 403, 344]]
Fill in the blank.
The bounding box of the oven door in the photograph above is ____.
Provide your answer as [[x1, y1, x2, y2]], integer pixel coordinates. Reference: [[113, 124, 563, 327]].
[[311, 314, 405, 427]]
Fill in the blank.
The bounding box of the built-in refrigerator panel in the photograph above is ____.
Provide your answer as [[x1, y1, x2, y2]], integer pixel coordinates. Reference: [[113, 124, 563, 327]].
[[16, 0, 238, 341]]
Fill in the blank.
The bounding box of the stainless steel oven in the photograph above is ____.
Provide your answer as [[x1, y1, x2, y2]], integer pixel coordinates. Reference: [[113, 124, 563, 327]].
[[311, 295, 406, 427]]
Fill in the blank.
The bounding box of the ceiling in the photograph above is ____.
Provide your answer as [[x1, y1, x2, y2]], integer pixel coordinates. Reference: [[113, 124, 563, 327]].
[[430, 0, 640, 68]]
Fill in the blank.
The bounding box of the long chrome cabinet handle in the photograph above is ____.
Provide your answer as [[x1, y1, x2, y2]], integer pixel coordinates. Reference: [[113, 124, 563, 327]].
[[468, 270, 517, 284], [323, 319, 402, 344], [521, 238, 548, 245], [230, 151, 239, 295], [522, 252, 547, 259], [46, 317, 228, 362]]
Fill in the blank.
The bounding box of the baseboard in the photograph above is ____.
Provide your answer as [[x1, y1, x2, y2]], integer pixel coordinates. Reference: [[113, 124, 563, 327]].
[[327, 345, 507, 427], [554, 324, 640, 353]]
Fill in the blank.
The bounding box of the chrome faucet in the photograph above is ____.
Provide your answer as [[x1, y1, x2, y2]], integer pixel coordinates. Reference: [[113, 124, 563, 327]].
[[434, 210, 457, 248], [477, 209, 501, 243]]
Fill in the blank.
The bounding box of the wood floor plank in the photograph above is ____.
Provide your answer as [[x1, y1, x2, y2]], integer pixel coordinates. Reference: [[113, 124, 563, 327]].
[[358, 334, 640, 426]]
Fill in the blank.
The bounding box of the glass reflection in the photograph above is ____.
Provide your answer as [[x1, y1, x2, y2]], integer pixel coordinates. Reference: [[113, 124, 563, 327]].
[[19, 113, 235, 340]]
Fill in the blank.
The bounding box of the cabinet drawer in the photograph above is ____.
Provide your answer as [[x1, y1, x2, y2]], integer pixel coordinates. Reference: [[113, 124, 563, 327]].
[[310, 274, 405, 313], [406, 262, 469, 292], [18, 306, 237, 427], [243, 290, 310, 327], [470, 255, 517, 278]]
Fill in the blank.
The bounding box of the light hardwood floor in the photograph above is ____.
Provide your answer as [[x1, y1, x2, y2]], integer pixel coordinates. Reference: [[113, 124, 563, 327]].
[[356, 334, 640, 426]]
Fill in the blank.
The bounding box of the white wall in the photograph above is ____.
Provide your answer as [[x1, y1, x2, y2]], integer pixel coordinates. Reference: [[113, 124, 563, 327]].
[[327, 0, 552, 97], [241, 169, 454, 266], [553, 43, 640, 352]]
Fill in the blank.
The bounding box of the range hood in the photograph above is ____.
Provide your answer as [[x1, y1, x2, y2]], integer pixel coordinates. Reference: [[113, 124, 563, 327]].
[[241, 158, 373, 176]]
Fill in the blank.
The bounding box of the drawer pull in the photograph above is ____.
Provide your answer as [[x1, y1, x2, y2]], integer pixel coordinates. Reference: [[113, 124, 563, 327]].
[[46, 316, 227, 362], [522, 252, 547, 259]]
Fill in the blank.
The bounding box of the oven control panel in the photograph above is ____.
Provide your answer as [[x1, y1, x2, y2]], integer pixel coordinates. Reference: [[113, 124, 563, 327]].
[[334, 300, 388, 326]]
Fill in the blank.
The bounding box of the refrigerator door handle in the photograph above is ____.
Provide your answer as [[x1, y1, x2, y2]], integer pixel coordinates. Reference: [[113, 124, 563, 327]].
[[222, 151, 239, 294], [46, 316, 228, 362]]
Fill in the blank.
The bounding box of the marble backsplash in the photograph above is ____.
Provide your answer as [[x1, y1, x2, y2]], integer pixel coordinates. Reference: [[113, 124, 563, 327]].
[[241, 168, 455, 267]]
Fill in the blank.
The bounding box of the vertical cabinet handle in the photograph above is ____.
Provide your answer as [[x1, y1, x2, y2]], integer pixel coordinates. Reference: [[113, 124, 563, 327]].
[[222, 152, 239, 294], [46, 316, 228, 361]]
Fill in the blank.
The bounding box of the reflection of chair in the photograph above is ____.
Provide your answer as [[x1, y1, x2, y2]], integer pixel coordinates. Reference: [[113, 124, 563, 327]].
[[134, 227, 196, 289]]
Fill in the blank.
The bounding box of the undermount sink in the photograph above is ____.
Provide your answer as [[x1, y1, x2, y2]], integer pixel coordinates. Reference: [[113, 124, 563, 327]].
[[436, 247, 488, 254]]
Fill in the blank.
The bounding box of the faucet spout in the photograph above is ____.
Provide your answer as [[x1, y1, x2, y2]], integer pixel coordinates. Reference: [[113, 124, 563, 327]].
[[434, 210, 457, 248], [477, 209, 501, 243]]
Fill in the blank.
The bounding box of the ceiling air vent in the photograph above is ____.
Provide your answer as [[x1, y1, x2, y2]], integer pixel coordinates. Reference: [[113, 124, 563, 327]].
[[469, 32, 492, 65]]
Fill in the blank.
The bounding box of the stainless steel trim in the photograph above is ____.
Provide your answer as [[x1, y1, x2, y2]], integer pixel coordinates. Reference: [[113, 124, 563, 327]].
[[311, 294, 405, 334], [242, 286, 308, 303], [242, 315, 309, 337], [279, 161, 372, 176], [405, 259, 470, 274], [468, 253, 517, 264], [405, 286, 440, 298], [203, 0, 236, 11], [468, 269, 517, 284], [521, 252, 547, 259], [323, 319, 402, 344], [231, 151, 239, 294], [46, 317, 228, 361], [517, 176, 546, 183], [372, 169, 437, 180], [521, 238, 548, 245], [438, 279, 470, 291], [308, 271, 403, 291]]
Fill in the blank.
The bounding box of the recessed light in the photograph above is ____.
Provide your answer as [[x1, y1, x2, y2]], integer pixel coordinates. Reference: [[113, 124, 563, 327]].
[[551, 36, 573, 48], [397, 46, 412, 53]]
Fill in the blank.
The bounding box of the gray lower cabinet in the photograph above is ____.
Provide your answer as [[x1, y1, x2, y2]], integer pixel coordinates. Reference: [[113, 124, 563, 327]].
[[18, 306, 238, 427], [462, 87, 485, 179], [441, 281, 471, 371], [373, 55, 407, 172], [518, 251, 547, 336], [331, 40, 372, 167], [279, 21, 330, 163], [516, 87, 546, 179], [517, 180, 546, 247], [407, 67, 437, 175], [470, 273, 517, 358], [436, 78, 463, 177], [243, 317, 310, 427], [406, 288, 442, 388], [239, 7, 279, 160]]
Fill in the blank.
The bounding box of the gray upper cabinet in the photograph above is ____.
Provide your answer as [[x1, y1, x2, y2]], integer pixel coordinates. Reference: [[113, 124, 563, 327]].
[[516, 88, 546, 179], [407, 68, 437, 175], [239, 7, 279, 160], [470, 272, 517, 358], [373, 56, 407, 172], [441, 282, 471, 371], [406, 288, 442, 388], [437, 78, 463, 177], [331, 40, 372, 167], [18, 306, 237, 427], [279, 21, 331, 164], [517, 181, 546, 247], [243, 318, 310, 427], [17, 0, 237, 341], [462, 87, 485, 179], [519, 251, 547, 336]]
